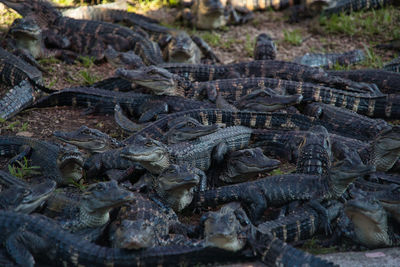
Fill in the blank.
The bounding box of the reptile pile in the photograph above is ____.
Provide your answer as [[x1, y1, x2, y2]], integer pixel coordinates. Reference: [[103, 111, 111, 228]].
[[0, 0, 399, 266]]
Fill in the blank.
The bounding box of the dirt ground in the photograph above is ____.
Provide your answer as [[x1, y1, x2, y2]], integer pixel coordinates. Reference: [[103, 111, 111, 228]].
[[0, 1, 399, 264]]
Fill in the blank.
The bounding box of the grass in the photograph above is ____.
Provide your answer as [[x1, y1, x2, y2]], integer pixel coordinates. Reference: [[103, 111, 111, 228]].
[[282, 29, 303, 46], [1, 120, 29, 132], [128, 0, 177, 13], [319, 7, 400, 40], [200, 32, 221, 47], [8, 157, 41, 179], [244, 34, 255, 57], [360, 43, 384, 69], [79, 70, 99, 85], [79, 55, 96, 68]]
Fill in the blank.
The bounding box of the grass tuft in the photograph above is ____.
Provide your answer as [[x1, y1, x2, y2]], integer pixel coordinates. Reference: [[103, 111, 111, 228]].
[[283, 29, 303, 46], [200, 32, 221, 47], [79, 70, 98, 85], [8, 157, 41, 179]]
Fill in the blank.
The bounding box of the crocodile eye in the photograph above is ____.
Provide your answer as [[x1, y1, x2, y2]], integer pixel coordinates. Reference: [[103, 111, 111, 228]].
[[244, 151, 252, 157], [23, 189, 31, 196], [187, 122, 195, 127], [145, 140, 153, 147]]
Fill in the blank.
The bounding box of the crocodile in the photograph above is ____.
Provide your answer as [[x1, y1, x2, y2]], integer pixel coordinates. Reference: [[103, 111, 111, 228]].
[[296, 125, 332, 176], [154, 60, 378, 92], [375, 38, 400, 51], [210, 147, 281, 185], [328, 69, 400, 94], [120, 126, 253, 174], [0, 136, 83, 185], [293, 49, 364, 69], [321, 0, 392, 16], [32, 86, 215, 123], [383, 56, 400, 73], [253, 33, 277, 60], [0, 176, 56, 214], [257, 200, 343, 243], [192, 157, 374, 223], [228, 0, 302, 11], [0, 0, 163, 65], [54, 125, 123, 154], [344, 194, 400, 248]]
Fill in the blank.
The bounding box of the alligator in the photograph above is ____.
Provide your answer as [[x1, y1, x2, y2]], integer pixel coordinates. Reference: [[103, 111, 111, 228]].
[[120, 126, 253, 174], [383, 56, 400, 73], [192, 156, 374, 223], [375, 38, 400, 51], [180, 0, 254, 30], [257, 200, 343, 243], [156, 60, 377, 93], [59, 180, 134, 234], [109, 191, 189, 249], [328, 69, 400, 94], [253, 33, 277, 60], [303, 102, 392, 141], [54, 125, 123, 154], [60, 4, 220, 64], [0, 0, 163, 65], [296, 125, 332, 176], [209, 147, 281, 186], [293, 49, 364, 69], [321, 0, 392, 16], [0, 174, 56, 214], [0, 136, 83, 185], [228, 0, 302, 11], [118, 67, 400, 119], [0, 47, 54, 120], [344, 194, 400, 248], [32, 86, 215, 123]]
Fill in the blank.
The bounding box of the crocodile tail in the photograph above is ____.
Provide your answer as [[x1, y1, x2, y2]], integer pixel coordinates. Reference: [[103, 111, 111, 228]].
[[251, 229, 337, 267]]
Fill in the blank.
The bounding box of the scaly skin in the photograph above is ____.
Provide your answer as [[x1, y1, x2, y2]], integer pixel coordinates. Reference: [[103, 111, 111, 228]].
[[0, 136, 83, 185], [329, 69, 400, 94], [296, 125, 332, 176], [253, 33, 277, 60], [257, 200, 343, 243], [229, 0, 301, 11], [193, 158, 374, 222], [54, 125, 123, 154], [159, 60, 376, 92], [322, 0, 391, 16], [0, 210, 255, 267], [293, 49, 364, 69], [121, 126, 252, 174], [344, 195, 400, 248], [32, 87, 215, 121], [383, 57, 400, 73], [0, 0, 163, 65]]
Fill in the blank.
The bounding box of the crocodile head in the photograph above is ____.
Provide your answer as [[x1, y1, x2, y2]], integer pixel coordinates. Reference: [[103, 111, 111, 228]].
[[236, 89, 303, 112], [371, 126, 400, 171], [0, 0, 62, 27], [57, 144, 84, 183], [54, 126, 120, 154], [154, 164, 200, 212], [164, 117, 219, 144], [9, 17, 43, 59], [195, 0, 226, 30], [202, 202, 248, 251], [120, 136, 170, 174], [81, 180, 134, 217], [221, 148, 281, 183], [329, 156, 375, 197], [165, 31, 201, 64], [0, 180, 56, 214], [116, 66, 188, 96], [345, 196, 390, 248], [111, 219, 156, 249]]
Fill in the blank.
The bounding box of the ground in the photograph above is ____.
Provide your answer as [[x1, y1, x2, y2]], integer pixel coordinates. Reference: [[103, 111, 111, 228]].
[[0, 0, 399, 265]]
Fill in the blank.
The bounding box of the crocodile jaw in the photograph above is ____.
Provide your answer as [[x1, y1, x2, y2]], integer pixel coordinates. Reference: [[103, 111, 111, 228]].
[[206, 234, 245, 252]]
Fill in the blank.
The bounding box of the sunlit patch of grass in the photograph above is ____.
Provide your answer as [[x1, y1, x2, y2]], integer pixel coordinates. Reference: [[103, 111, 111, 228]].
[[319, 7, 400, 40], [50, 0, 75, 6], [0, 4, 21, 31], [200, 32, 221, 47], [128, 0, 173, 13], [283, 29, 303, 46]]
